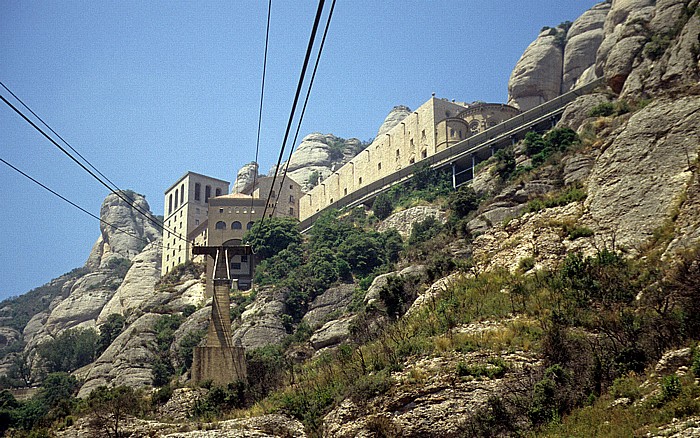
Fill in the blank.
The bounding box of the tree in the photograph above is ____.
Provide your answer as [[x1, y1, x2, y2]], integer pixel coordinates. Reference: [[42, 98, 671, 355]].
[[448, 185, 479, 218], [87, 385, 141, 438], [98, 313, 125, 354], [372, 193, 393, 220], [37, 328, 99, 373], [244, 216, 302, 259]]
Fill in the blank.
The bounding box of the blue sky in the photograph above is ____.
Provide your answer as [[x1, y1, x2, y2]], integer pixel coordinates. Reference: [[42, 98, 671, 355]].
[[0, 1, 600, 301]]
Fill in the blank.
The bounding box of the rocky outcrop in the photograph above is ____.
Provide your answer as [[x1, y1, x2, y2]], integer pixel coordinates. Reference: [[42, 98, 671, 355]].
[[563, 2, 611, 91], [322, 349, 541, 437], [584, 96, 700, 250], [376, 105, 412, 137], [97, 241, 162, 324], [232, 286, 287, 350], [271, 133, 364, 193], [557, 93, 611, 132], [78, 312, 162, 397], [232, 162, 258, 194], [303, 284, 355, 329], [364, 265, 426, 308], [87, 191, 160, 269], [508, 27, 565, 110], [310, 314, 355, 350], [378, 206, 446, 239]]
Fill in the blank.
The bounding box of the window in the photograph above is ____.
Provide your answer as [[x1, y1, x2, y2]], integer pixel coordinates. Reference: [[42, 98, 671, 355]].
[[219, 208, 224, 213], [205, 185, 212, 203], [174, 188, 179, 207], [215, 221, 226, 230], [232, 221, 242, 230], [241, 255, 248, 262], [195, 219, 199, 225], [194, 183, 201, 201], [410, 158, 415, 164], [396, 149, 400, 157], [215, 188, 222, 197], [459, 130, 463, 139], [168, 194, 172, 215], [330, 198, 333, 203], [359, 177, 363, 185], [271, 190, 276, 199], [344, 188, 347, 196], [180, 184, 185, 204], [450, 128, 455, 137], [289, 184, 293, 189], [289, 195, 294, 202], [422, 149, 427, 159], [289, 207, 294, 215], [232, 263, 241, 270], [410, 139, 414, 148], [378, 163, 382, 171]]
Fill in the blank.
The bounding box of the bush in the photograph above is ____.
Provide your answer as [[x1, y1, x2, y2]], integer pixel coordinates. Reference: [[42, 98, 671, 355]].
[[372, 193, 393, 220], [448, 185, 479, 218], [87, 385, 142, 437], [588, 102, 614, 117], [408, 216, 443, 245], [98, 313, 125, 354], [37, 328, 99, 373], [661, 375, 682, 402], [244, 216, 302, 260]]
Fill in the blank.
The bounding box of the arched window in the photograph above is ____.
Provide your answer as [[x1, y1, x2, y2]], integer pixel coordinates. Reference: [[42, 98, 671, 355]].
[[215, 221, 226, 230], [231, 221, 242, 230], [180, 184, 185, 204], [246, 221, 254, 230], [168, 194, 173, 215], [215, 188, 222, 197], [205, 185, 212, 203], [194, 183, 201, 201], [174, 189, 179, 207]]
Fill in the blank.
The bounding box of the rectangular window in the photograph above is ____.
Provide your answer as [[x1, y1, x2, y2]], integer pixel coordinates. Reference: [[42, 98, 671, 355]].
[[194, 183, 201, 201], [378, 163, 382, 171], [219, 208, 224, 213], [232, 263, 241, 270], [344, 188, 347, 195], [359, 177, 363, 185], [289, 207, 294, 215]]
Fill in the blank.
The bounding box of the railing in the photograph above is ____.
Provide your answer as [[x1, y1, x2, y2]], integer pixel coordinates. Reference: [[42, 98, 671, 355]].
[[299, 78, 605, 232]]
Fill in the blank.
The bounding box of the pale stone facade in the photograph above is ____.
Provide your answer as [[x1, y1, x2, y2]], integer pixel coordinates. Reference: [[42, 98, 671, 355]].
[[162, 172, 229, 274], [299, 97, 519, 221], [249, 175, 301, 219]]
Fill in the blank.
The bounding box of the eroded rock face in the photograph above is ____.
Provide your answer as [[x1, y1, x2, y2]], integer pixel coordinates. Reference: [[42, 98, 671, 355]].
[[271, 133, 364, 193], [376, 105, 412, 137], [584, 96, 700, 250], [508, 28, 565, 110], [378, 206, 446, 239], [562, 1, 610, 91], [87, 191, 161, 269], [232, 162, 258, 194], [310, 314, 355, 350], [303, 284, 355, 329], [78, 312, 161, 397], [557, 93, 611, 132], [97, 240, 162, 324], [322, 350, 541, 437], [232, 286, 287, 350]]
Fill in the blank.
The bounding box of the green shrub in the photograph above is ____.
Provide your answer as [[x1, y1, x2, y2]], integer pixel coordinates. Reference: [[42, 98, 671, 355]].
[[37, 328, 99, 373], [98, 313, 125, 354], [588, 102, 614, 117], [567, 226, 594, 240], [661, 374, 682, 402], [610, 375, 642, 402], [408, 216, 443, 245], [372, 193, 393, 220]]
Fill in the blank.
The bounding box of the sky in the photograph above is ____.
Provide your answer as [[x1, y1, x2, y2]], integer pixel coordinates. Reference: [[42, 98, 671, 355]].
[[0, 0, 601, 301]]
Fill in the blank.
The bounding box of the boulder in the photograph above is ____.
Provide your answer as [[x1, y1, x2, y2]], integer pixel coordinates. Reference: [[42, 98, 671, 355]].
[[310, 314, 355, 350], [364, 265, 426, 308], [303, 284, 356, 329], [557, 93, 611, 132], [508, 28, 564, 111]]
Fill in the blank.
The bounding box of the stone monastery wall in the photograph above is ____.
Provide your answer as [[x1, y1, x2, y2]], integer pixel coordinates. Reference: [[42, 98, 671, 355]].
[[299, 97, 519, 221]]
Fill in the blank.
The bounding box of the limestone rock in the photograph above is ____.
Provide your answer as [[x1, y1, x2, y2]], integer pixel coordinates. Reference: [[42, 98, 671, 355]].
[[562, 2, 610, 90], [310, 314, 355, 350], [78, 312, 162, 397], [562, 154, 597, 186], [665, 165, 700, 256], [508, 28, 564, 111], [406, 272, 463, 317], [303, 284, 355, 329], [376, 105, 412, 138], [377, 206, 446, 239], [232, 286, 287, 350], [232, 162, 258, 194], [156, 387, 209, 421], [584, 97, 700, 250], [97, 241, 162, 324], [87, 191, 160, 269]]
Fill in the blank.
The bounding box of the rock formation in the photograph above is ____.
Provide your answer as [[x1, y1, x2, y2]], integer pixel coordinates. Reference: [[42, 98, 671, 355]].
[[376, 105, 412, 137], [232, 162, 258, 194]]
